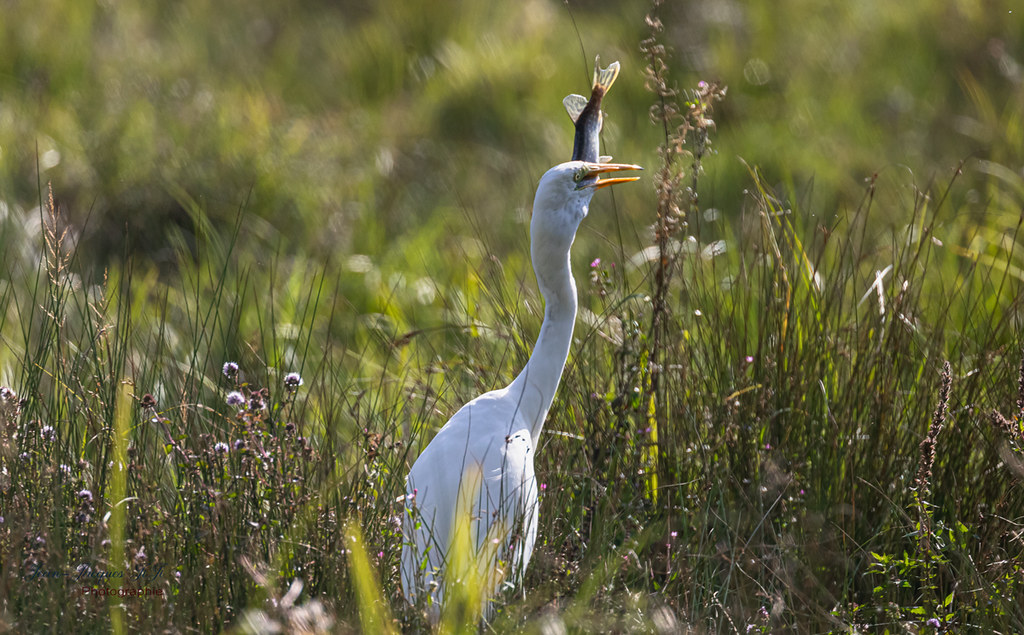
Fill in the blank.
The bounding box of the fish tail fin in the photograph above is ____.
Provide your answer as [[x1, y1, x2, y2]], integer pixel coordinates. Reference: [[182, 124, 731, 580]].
[[562, 94, 588, 123], [592, 56, 620, 95]]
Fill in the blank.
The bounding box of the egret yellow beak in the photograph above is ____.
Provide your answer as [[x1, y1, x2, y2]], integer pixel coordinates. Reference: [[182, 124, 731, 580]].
[[577, 162, 643, 190]]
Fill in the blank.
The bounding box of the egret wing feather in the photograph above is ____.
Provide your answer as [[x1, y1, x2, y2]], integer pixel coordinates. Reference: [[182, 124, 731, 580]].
[[401, 387, 538, 612]]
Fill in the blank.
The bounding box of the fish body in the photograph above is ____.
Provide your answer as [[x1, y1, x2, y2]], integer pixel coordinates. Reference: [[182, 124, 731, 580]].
[[564, 58, 620, 163]]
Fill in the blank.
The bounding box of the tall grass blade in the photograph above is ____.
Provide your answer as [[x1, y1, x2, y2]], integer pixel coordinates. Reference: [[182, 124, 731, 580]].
[[345, 517, 397, 635], [106, 379, 132, 635]]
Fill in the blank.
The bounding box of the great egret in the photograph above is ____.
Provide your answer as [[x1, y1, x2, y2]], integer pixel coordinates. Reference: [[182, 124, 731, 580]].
[[401, 60, 640, 617]]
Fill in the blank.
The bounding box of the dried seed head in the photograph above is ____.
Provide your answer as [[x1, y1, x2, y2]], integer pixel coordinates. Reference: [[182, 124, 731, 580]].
[[1017, 349, 1024, 420], [248, 392, 265, 412], [990, 410, 1013, 437], [915, 361, 952, 493]]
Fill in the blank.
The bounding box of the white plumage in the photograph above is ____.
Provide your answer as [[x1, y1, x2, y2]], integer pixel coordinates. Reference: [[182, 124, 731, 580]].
[[400, 160, 640, 617]]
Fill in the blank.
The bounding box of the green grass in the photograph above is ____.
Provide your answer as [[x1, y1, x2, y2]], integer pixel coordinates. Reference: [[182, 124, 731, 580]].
[[2, 0, 1024, 632]]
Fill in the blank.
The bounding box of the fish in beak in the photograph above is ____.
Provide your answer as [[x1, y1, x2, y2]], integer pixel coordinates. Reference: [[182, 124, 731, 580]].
[[564, 58, 620, 164]]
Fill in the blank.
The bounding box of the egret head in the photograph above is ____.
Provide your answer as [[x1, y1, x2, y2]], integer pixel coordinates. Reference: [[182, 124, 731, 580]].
[[532, 161, 642, 243]]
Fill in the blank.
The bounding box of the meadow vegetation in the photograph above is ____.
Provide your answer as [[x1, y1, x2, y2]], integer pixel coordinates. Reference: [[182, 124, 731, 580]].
[[1, 0, 1023, 632]]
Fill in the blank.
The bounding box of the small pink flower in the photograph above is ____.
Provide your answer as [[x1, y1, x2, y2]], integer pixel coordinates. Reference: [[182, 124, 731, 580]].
[[540, 483, 547, 491], [590, 258, 601, 268], [670, 531, 678, 538]]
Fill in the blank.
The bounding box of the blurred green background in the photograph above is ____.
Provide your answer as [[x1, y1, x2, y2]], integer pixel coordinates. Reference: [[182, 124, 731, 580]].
[[1, 0, 1020, 276]]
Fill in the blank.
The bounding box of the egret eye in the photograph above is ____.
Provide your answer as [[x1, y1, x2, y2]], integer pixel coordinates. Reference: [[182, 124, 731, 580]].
[[573, 167, 588, 183]]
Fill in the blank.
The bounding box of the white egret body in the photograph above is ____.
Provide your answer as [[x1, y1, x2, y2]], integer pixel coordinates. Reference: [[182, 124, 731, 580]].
[[400, 160, 640, 616]]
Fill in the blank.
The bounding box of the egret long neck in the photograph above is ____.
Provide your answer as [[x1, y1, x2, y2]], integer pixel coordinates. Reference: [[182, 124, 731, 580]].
[[509, 248, 577, 444]]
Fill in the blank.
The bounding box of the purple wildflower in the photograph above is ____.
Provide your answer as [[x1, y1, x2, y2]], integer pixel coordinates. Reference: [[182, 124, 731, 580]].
[[283, 372, 303, 391], [226, 391, 245, 407]]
